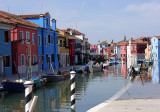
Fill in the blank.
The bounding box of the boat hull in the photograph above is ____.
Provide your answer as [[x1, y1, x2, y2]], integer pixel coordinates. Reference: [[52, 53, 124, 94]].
[[1, 81, 25, 92]]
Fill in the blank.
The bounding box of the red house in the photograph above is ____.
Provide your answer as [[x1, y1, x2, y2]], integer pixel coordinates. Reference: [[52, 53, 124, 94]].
[[0, 11, 40, 74], [130, 37, 151, 60], [69, 35, 76, 65]]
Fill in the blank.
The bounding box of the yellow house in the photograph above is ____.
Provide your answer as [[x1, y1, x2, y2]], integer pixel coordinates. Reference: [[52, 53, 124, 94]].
[[57, 29, 70, 67]]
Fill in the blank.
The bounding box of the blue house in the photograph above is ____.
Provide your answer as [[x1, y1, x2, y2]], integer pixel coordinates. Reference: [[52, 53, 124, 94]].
[[151, 36, 160, 61], [19, 12, 59, 71], [0, 22, 13, 75]]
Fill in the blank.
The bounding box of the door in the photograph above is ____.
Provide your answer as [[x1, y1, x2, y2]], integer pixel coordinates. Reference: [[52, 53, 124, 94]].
[[0, 57, 3, 74], [39, 55, 42, 71], [48, 56, 51, 69]]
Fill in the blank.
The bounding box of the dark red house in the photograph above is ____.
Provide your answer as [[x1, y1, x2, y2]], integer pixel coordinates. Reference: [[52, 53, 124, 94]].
[[0, 11, 40, 74]]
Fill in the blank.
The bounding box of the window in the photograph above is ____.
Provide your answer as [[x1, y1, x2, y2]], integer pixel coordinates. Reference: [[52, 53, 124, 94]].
[[105, 45, 108, 47], [20, 31, 24, 43], [155, 45, 158, 49], [51, 34, 53, 44], [32, 33, 36, 44], [47, 18, 49, 25], [4, 31, 9, 43], [51, 54, 54, 62], [32, 55, 37, 64], [121, 47, 122, 50], [48, 35, 50, 44], [134, 46, 136, 50], [21, 54, 25, 66], [154, 38, 155, 42], [124, 47, 125, 50], [46, 54, 48, 63], [156, 53, 157, 57], [131, 46, 133, 51], [45, 36, 47, 46], [4, 55, 10, 67], [124, 54, 125, 57], [60, 40, 62, 47], [63, 39, 66, 47], [38, 35, 41, 46], [26, 31, 30, 44], [121, 54, 123, 57]]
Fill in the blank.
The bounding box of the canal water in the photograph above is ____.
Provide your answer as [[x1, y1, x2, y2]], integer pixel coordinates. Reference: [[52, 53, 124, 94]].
[[0, 63, 159, 112]]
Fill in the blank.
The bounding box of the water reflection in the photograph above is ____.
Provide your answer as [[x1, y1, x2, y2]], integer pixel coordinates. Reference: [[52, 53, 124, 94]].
[[0, 64, 141, 112], [152, 61, 160, 84]]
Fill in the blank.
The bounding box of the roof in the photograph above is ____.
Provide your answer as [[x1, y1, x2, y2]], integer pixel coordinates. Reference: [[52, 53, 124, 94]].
[[117, 40, 128, 46], [0, 11, 40, 28], [57, 29, 70, 34], [99, 40, 108, 44], [67, 28, 84, 35], [58, 34, 65, 38], [154, 36, 160, 39], [131, 37, 151, 44], [69, 35, 82, 41], [18, 12, 49, 18]]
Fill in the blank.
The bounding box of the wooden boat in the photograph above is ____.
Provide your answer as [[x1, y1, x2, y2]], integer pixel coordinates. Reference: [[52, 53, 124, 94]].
[[88, 63, 103, 73], [41, 71, 70, 83], [1, 77, 47, 92]]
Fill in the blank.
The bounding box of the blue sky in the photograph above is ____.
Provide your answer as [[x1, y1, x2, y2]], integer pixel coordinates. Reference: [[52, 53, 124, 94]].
[[1, 0, 160, 44]]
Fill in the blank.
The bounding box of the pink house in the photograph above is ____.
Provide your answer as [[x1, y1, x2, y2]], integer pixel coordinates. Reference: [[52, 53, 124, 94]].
[[145, 44, 151, 60], [120, 41, 128, 62]]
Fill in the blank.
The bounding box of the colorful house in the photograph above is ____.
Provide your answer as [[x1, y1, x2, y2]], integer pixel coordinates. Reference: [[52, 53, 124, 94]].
[[90, 45, 98, 54], [57, 29, 70, 67], [68, 35, 76, 65], [120, 41, 128, 62], [151, 36, 160, 60], [98, 41, 109, 56], [67, 28, 86, 64], [19, 12, 59, 70], [145, 44, 151, 60], [127, 37, 150, 68], [0, 14, 14, 75], [0, 11, 40, 74]]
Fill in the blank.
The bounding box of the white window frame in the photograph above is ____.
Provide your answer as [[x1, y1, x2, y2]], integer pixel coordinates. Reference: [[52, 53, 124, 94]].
[[26, 31, 30, 44], [20, 31, 24, 43], [32, 33, 36, 44], [21, 54, 25, 66], [38, 35, 41, 46]]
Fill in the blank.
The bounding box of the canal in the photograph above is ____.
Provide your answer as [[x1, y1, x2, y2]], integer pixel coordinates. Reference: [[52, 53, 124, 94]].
[[0, 63, 158, 112]]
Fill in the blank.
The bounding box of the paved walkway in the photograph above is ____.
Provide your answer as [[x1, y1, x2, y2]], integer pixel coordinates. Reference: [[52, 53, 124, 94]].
[[88, 76, 160, 112]]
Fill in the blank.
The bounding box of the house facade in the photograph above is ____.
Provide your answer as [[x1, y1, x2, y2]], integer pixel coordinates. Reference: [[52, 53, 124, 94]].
[[19, 12, 59, 70], [151, 36, 160, 60], [67, 28, 86, 64], [145, 44, 151, 60], [57, 29, 70, 67], [69, 36, 76, 65], [0, 22, 13, 76], [0, 11, 40, 75]]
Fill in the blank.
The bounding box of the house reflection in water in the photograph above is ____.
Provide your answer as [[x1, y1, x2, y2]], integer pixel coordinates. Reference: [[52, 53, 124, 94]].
[[152, 61, 160, 84], [121, 64, 128, 76]]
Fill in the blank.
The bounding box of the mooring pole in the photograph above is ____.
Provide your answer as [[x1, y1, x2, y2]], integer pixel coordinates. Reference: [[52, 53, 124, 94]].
[[70, 71, 76, 111], [24, 81, 33, 112]]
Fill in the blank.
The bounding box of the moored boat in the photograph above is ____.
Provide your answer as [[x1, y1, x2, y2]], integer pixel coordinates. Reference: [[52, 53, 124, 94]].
[[1, 77, 47, 92], [41, 71, 70, 83]]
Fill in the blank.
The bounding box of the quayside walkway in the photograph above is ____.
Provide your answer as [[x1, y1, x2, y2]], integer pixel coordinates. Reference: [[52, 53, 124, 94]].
[[88, 76, 160, 112]]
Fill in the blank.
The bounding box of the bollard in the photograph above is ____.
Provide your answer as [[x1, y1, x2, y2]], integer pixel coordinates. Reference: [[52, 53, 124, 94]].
[[24, 81, 34, 112], [70, 71, 76, 110]]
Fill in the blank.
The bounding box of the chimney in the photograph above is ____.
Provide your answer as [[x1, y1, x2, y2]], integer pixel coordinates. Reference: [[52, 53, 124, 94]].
[[51, 19, 56, 31]]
